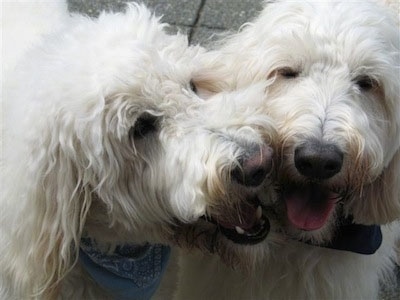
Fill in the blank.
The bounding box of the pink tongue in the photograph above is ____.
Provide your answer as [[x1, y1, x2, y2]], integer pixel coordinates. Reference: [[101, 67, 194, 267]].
[[285, 193, 336, 231]]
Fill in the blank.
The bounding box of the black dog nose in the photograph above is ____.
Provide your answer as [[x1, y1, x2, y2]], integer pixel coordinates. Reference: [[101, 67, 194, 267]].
[[232, 145, 273, 187], [294, 141, 343, 179]]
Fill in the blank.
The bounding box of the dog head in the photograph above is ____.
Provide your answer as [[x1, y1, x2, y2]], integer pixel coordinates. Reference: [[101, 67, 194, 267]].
[[2, 4, 277, 295], [194, 0, 400, 244]]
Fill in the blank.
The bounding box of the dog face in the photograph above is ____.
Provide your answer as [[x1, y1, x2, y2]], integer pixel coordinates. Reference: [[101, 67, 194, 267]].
[[83, 80, 275, 246], [1, 4, 277, 295], [12, 5, 276, 243], [195, 0, 400, 244]]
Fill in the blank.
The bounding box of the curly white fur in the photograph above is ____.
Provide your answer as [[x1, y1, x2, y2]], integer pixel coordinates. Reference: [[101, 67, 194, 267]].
[[0, 3, 276, 299], [178, 0, 400, 299]]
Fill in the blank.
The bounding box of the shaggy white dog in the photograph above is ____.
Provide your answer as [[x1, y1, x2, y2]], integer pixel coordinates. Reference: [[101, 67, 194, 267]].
[[178, 0, 400, 299], [0, 3, 276, 299]]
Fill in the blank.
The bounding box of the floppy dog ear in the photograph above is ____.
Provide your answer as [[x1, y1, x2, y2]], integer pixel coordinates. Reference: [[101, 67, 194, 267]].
[[352, 149, 400, 225], [192, 52, 236, 98], [193, 69, 233, 98], [22, 127, 93, 297]]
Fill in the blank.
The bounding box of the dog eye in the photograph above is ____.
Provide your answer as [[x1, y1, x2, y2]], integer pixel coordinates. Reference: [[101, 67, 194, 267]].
[[130, 113, 159, 139], [189, 80, 197, 94], [277, 68, 300, 79], [354, 75, 378, 91]]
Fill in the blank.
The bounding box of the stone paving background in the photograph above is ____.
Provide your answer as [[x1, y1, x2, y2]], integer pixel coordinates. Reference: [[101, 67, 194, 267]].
[[66, 1, 400, 299], [67, 0, 264, 45]]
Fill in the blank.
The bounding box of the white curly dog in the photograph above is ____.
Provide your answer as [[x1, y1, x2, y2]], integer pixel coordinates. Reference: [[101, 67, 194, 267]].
[[0, 2, 276, 299], [178, 0, 400, 299]]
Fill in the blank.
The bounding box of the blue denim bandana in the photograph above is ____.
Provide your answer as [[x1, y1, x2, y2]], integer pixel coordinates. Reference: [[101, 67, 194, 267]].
[[79, 238, 171, 300]]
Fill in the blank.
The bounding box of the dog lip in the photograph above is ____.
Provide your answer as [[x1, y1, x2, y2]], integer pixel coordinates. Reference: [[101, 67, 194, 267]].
[[205, 199, 271, 245], [211, 196, 263, 229], [218, 212, 270, 245]]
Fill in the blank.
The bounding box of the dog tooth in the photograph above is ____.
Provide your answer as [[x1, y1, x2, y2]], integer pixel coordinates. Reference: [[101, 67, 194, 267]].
[[256, 206, 262, 219], [235, 226, 245, 234]]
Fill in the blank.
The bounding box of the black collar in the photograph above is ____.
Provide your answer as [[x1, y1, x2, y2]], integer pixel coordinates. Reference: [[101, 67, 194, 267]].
[[307, 216, 382, 255]]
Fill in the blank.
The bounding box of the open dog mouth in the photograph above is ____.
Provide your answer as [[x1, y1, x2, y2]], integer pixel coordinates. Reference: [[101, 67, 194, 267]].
[[282, 183, 342, 231], [204, 197, 270, 245]]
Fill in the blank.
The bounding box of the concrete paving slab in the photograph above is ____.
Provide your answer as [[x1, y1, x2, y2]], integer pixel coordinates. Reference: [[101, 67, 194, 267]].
[[165, 24, 191, 37], [198, 0, 263, 30], [190, 27, 225, 46], [68, 0, 129, 17], [139, 0, 202, 26], [68, 0, 202, 26]]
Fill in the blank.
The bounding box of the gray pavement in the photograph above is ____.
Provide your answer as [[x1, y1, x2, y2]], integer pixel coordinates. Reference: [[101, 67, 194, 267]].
[[67, 1, 399, 299], [67, 0, 264, 45]]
